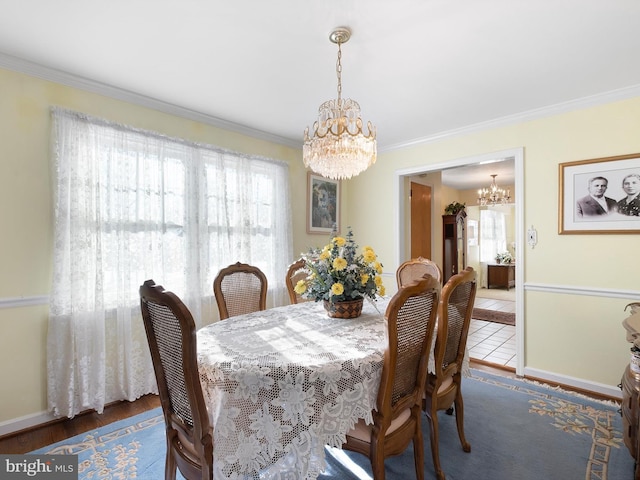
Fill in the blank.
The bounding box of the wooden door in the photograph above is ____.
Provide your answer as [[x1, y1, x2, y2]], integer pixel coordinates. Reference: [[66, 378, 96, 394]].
[[410, 182, 432, 259]]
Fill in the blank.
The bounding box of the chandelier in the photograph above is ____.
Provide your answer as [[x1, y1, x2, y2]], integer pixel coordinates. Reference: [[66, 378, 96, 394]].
[[303, 27, 376, 180], [477, 174, 511, 206]]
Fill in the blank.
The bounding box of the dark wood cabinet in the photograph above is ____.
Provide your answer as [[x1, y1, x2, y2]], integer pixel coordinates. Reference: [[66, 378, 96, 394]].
[[487, 263, 516, 290], [442, 211, 466, 284], [621, 364, 640, 479]]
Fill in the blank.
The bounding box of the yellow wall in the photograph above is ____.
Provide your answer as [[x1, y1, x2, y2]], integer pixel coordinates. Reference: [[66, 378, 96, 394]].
[[2, 64, 640, 430], [344, 96, 640, 391], [0, 67, 324, 425]]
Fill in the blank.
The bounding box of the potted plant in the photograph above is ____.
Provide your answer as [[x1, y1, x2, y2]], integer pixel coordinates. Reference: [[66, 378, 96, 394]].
[[495, 252, 513, 264], [444, 201, 466, 215]]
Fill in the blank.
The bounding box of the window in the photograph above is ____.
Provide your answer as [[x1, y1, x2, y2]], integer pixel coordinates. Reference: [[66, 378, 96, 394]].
[[479, 208, 507, 263], [47, 108, 292, 417]]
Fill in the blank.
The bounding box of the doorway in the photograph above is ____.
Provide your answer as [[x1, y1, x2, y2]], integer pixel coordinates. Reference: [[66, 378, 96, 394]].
[[394, 147, 524, 376]]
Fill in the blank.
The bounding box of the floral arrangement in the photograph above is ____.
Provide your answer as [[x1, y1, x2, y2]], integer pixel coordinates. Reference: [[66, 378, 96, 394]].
[[495, 251, 513, 264], [294, 228, 385, 303]]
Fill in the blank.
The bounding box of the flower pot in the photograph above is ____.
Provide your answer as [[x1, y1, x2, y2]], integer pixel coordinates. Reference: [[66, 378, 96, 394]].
[[323, 298, 364, 319]]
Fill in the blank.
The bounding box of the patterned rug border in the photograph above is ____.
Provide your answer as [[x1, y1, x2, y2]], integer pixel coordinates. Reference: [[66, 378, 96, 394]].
[[470, 370, 624, 480], [42, 410, 164, 456], [34, 370, 628, 480], [470, 369, 619, 408]]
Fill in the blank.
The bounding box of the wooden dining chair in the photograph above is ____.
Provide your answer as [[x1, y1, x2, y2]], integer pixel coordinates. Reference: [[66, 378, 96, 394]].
[[285, 258, 310, 304], [213, 262, 268, 320], [423, 266, 477, 480], [342, 275, 441, 480], [396, 257, 443, 288], [139, 280, 213, 480]]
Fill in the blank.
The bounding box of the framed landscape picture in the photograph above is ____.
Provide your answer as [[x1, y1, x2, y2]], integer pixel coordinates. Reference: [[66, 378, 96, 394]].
[[559, 153, 640, 234], [307, 172, 340, 234]]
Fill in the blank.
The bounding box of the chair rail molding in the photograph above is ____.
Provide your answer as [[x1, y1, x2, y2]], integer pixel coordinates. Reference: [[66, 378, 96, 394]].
[[524, 283, 640, 301], [0, 295, 49, 309]]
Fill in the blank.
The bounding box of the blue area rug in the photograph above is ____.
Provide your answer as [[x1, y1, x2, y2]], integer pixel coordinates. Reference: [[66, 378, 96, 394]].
[[32, 370, 635, 479]]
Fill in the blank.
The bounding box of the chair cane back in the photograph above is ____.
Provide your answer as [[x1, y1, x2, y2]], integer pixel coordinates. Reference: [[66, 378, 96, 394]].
[[343, 275, 441, 480], [285, 258, 310, 304], [423, 266, 477, 480], [396, 257, 443, 289], [139, 280, 213, 480], [213, 262, 268, 320]]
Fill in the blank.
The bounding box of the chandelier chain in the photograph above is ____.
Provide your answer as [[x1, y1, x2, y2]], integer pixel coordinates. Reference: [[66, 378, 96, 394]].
[[336, 41, 342, 102]]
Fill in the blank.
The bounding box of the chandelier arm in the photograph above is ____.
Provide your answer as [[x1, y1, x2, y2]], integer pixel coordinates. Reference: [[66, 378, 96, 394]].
[[477, 174, 511, 205]]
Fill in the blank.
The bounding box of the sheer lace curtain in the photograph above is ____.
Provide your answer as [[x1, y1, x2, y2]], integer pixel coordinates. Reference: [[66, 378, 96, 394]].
[[478, 209, 507, 288], [48, 108, 292, 418]]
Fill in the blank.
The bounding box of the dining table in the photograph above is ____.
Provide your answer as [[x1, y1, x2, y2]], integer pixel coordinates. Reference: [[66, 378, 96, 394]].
[[196, 295, 470, 480], [196, 297, 390, 480]]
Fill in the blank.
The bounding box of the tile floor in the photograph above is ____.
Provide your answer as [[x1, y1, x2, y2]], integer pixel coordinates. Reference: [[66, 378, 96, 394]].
[[468, 293, 516, 368]]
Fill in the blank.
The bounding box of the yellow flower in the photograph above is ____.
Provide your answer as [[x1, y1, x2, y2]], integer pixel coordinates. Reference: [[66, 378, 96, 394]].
[[378, 285, 386, 296], [361, 274, 370, 285], [294, 280, 307, 294], [374, 262, 383, 274], [333, 257, 347, 271], [363, 245, 374, 252], [331, 283, 344, 295], [374, 276, 383, 287], [363, 249, 376, 263], [319, 250, 330, 260], [333, 236, 346, 247]]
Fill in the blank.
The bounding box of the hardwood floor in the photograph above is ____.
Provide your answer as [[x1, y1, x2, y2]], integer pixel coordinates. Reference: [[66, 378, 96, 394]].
[[0, 394, 160, 454]]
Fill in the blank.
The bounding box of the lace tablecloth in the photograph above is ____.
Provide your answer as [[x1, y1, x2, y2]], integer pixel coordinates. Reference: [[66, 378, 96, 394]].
[[197, 298, 389, 480]]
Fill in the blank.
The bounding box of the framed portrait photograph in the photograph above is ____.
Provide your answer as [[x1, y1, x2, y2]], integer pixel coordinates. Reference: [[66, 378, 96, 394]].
[[307, 172, 340, 234], [559, 153, 640, 234]]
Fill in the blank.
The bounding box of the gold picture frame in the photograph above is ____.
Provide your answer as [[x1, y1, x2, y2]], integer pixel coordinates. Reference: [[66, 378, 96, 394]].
[[307, 172, 340, 234], [559, 153, 640, 234]]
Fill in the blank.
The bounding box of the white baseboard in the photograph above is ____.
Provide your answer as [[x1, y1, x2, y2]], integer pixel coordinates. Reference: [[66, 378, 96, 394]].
[[523, 366, 622, 400], [0, 410, 58, 438]]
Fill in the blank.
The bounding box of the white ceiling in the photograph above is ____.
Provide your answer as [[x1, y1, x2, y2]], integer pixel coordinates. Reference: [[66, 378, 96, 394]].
[[440, 158, 515, 191], [1, 1, 639, 189]]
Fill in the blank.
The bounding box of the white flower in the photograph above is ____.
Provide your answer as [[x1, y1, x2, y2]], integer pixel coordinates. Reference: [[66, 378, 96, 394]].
[[270, 371, 316, 427], [248, 403, 292, 458], [229, 361, 274, 402]]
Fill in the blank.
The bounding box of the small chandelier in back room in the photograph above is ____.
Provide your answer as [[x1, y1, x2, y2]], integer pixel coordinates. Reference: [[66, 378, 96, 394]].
[[478, 174, 511, 206], [303, 27, 377, 180]]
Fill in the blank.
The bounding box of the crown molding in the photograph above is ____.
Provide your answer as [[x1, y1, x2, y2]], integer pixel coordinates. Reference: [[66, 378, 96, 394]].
[[380, 84, 640, 153], [0, 51, 300, 149], [2, 51, 640, 154]]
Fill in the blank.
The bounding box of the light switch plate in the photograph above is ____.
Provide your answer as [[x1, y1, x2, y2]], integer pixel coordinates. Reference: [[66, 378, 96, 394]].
[[527, 226, 537, 249]]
